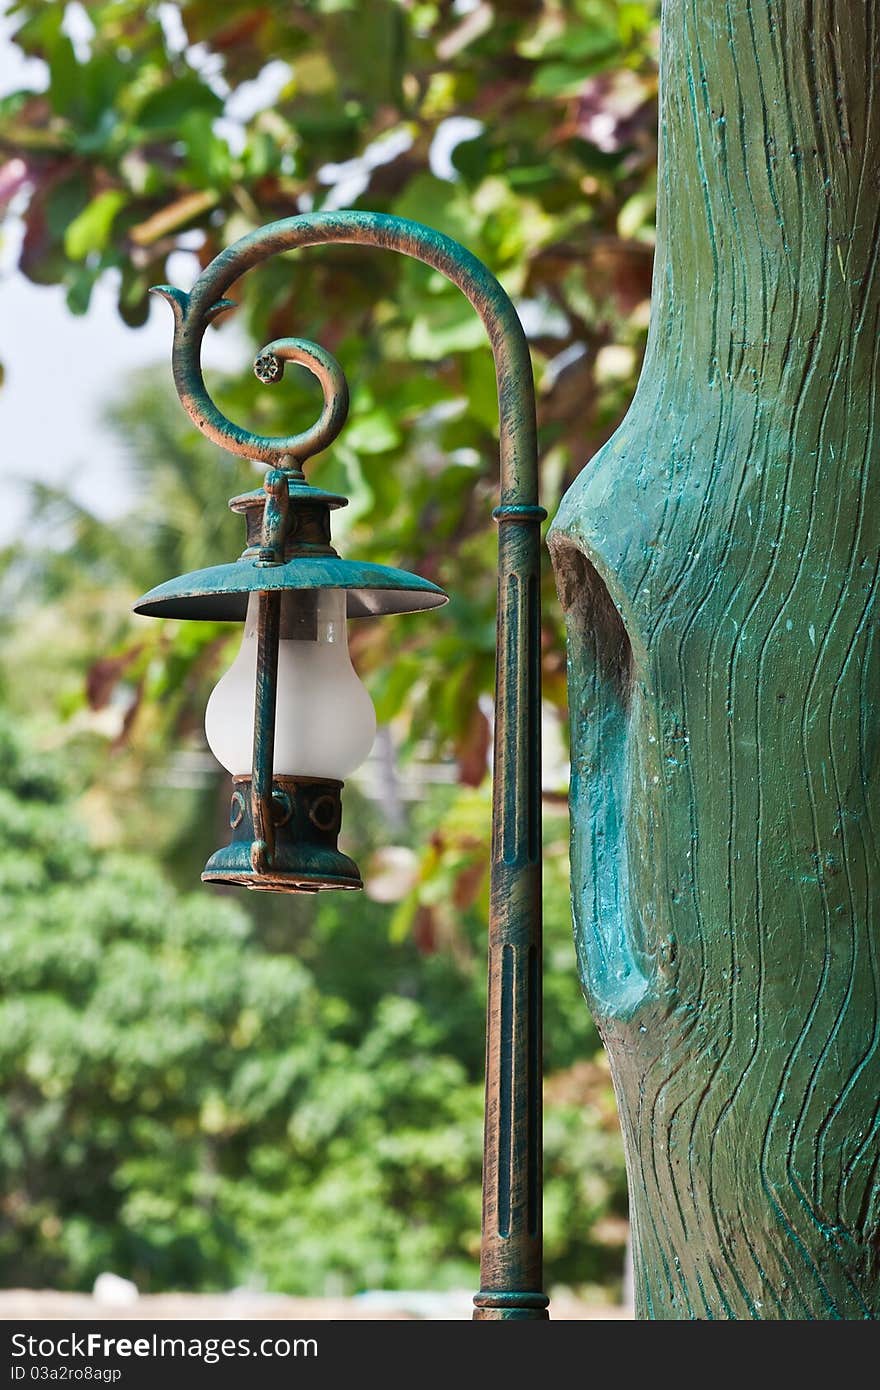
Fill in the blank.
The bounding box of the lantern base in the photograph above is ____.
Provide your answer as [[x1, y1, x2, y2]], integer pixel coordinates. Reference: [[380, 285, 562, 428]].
[[202, 775, 362, 893]]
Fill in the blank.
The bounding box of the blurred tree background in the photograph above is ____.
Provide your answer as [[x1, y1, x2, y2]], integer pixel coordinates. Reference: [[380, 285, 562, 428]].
[[0, 0, 657, 1299]]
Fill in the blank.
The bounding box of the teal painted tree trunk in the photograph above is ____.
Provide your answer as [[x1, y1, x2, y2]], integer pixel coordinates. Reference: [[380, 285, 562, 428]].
[[549, 0, 880, 1318]]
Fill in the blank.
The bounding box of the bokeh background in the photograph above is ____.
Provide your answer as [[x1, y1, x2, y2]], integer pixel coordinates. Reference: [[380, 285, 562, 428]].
[[0, 0, 657, 1307]]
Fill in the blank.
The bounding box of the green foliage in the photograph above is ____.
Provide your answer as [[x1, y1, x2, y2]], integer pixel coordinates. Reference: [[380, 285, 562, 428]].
[[0, 719, 624, 1293], [1, 0, 657, 749], [0, 0, 657, 1296]]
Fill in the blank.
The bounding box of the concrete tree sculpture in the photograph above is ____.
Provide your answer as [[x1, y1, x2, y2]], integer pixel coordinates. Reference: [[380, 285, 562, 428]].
[[550, 0, 880, 1319]]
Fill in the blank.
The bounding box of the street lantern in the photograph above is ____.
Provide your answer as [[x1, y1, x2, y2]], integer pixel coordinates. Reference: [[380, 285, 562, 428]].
[[135, 403, 446, 892], [135, 211, 548, 1320]]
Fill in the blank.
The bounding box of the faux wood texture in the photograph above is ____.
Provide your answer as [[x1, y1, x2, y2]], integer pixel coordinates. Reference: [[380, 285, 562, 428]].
[[549, 0, 880, 1318]]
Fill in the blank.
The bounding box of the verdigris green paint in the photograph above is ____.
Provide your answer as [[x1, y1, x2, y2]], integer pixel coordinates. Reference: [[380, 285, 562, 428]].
[[139, 213, 547, 1318], [549, 0, 880, 1319]]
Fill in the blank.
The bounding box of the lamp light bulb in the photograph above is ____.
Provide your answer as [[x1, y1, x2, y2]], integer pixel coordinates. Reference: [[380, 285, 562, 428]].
[[204, 590, 376, 778]]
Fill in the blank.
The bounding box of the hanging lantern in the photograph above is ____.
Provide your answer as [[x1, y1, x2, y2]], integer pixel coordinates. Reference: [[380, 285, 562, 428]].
[[135, 439, 446, 892]]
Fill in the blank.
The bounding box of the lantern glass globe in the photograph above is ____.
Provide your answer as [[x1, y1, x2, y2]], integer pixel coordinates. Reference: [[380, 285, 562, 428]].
[[204, 590, 376, 779]]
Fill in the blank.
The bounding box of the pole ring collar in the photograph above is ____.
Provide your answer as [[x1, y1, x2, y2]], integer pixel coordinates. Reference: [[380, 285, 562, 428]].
[[472, 1290, 550, 1309], [492, 503, 548, 524], [472, 1284, 550, 1306]]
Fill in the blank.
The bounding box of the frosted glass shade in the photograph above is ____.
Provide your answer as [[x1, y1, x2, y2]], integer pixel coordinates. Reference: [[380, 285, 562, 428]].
[[205, 590, 376, 778]]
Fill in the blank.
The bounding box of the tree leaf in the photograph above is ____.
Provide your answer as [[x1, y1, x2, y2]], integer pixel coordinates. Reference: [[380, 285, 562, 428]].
[[344, 409, 402, 455], [408, 297, 487, 359], [64, 264, 97, 315], [135, 78, 224, 132], [129, 190, 220, 246], [63, 190, 127, 260], [181, 110, 233, 188], [455, 703, 491, 787]]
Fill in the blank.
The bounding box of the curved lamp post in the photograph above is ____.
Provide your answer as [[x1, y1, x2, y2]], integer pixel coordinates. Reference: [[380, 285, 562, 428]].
[[134, 212, 547, 1321]]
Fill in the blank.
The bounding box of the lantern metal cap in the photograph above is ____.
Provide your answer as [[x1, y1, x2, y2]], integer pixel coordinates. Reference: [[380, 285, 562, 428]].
[[229, 483, 349, 513], [133, 553, 448, 621]]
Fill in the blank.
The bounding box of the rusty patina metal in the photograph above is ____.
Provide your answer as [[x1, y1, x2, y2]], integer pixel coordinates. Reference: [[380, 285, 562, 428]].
[[140, 212, 547, 1320], [204, 774, 361, 892]]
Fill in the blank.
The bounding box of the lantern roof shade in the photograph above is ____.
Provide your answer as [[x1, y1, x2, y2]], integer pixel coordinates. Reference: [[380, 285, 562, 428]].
[[133, 553, 448, 621]]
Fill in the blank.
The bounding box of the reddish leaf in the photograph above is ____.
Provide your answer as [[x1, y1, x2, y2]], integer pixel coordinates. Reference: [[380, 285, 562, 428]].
[[86, 646, 143, 711], [455, 702, 490, 787], [112, 679, 144, 751], [452, 858, 486, 911], [412, 905, 437, 956]]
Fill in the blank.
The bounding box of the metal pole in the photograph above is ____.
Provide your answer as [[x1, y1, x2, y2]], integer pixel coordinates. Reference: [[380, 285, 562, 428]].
[[250, 588, 280, 875], [473, 499, 547, 1320], [249, 466, 289, 875], [153, 211, 548, 1319]]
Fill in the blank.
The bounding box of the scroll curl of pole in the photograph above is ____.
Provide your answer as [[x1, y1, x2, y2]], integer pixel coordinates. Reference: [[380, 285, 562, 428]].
[[151, 212, 548, 1320]]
